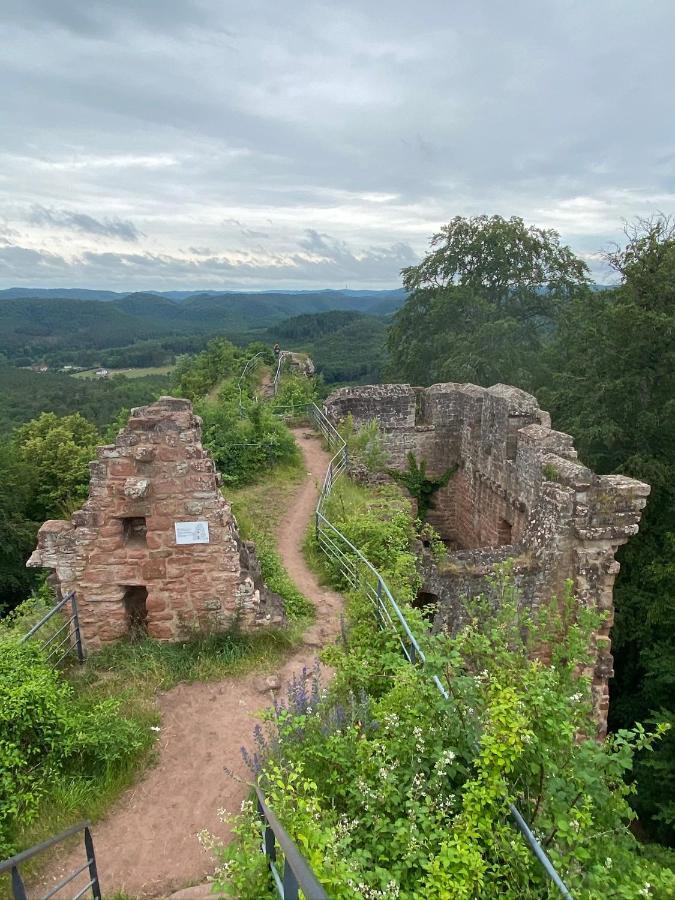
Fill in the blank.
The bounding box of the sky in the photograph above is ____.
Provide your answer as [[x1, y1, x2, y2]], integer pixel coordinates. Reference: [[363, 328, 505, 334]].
[[1, 0, 673, 291]]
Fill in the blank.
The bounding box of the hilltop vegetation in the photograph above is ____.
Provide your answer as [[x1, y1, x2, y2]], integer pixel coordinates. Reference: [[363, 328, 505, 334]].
[[387, 214, 675, 847], [268, 309, 388, 383], [0, 289, 405, 366], [213, 475, 674, 897]]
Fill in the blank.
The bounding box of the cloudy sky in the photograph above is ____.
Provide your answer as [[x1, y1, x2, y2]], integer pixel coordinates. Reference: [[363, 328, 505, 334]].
[[1, 0, 673, 290]]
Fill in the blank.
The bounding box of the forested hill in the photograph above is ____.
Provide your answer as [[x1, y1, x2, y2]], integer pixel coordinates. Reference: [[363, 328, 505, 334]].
[[0, 289, 406, 364], [267, 309, 388, 383]]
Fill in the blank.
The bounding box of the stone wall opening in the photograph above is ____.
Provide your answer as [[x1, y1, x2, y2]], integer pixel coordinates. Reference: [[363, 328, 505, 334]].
[[498, 518, 513, 545], [121, 516, 147, 547], [413, 589, 439, 623], [122, 585, 148, 637]]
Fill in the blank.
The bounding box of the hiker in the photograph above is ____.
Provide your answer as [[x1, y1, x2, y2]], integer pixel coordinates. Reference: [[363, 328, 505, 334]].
[[273, 342, 281, 358]]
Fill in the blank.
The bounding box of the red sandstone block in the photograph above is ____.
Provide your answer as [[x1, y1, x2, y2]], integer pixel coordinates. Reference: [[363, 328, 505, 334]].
[[146, 515, 174, 531], [146, 595, 166, 611], [145, 533, 164, 550], [98, 524, 123, 539], [108, 459, 136, 477], [141, 559, 167, 580]]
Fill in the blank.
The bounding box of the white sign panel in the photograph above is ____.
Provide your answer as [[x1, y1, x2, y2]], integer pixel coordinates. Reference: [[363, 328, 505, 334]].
[[174, 521, 210, 545]]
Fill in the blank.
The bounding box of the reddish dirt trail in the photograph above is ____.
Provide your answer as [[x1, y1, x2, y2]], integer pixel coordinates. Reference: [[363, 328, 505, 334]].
[[33, 430, 342, 899]]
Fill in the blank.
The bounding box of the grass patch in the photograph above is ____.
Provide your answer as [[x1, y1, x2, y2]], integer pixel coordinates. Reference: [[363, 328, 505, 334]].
[[229, 461, 305, 536], [229, 460, 314, 621], [73, 366, 173, 379], [83, 625, 298, 692]]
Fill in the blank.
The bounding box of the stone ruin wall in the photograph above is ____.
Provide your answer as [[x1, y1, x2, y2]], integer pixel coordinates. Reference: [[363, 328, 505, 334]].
[[28, 397, 282, 652], [324, 382, 651, 737]]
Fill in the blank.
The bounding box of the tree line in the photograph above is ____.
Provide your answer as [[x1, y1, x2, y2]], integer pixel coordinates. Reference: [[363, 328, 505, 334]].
[[387, 214, 674, 846]]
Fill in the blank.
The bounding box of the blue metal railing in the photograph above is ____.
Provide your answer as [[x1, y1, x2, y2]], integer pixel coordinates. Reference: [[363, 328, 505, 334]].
[[0, 822, 101, 900], [307, 401, 573, 899], [21, 592, 85, 667], [255, 786, 328, 900]]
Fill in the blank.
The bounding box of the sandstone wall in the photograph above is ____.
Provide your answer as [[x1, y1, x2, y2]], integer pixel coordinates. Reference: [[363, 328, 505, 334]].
[[324, 382, 650, 736], [28, 397, 282, 652]]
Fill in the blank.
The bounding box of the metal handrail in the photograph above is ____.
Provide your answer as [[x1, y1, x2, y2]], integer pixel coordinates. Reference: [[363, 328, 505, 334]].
[[307, 401, 573, 898], [272, 351, 291, 396], [21, 592, 85, 666], [0, 822, 101, 900], [254, 786, 328, 900], [238, 350, 268, 415]]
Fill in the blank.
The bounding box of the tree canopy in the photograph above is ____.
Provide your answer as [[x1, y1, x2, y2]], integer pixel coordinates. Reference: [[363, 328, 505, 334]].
[[388, 215, 590, 388]]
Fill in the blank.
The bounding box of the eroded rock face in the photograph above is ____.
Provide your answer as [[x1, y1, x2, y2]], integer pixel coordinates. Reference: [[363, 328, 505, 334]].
[[324, 382, 651, 737], [28, 397, 283, 652]]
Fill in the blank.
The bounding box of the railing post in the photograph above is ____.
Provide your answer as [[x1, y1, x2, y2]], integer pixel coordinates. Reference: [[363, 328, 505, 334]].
[[84, 826, 102, 900], [258, 797, 277, 862], [10, 865, 27, 900], [282, 861, 299, 900], [71, 593, 85, 664]]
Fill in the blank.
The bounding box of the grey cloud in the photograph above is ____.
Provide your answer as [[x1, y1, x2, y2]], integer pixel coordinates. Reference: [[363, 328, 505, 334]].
[[0, 0, 673, 289], [29, 206, 142, 242]]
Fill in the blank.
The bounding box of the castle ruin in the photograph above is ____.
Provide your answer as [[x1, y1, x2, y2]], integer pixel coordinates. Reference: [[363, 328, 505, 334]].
[[28, 397, 282, 652], [324, 382, 650, 737]]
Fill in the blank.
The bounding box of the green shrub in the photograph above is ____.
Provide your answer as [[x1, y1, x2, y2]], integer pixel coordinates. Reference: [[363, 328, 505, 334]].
[[339, 415, 390, 473], [271, 373, 317, 419], [0, 640, 151, 856], [198, 392, 299, 487], [213, 479, 675, 898]]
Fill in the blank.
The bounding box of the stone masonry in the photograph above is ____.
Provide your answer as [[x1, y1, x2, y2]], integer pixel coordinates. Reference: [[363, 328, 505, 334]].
[[28, 397, 282, 652], [324, 383, 650, 737]]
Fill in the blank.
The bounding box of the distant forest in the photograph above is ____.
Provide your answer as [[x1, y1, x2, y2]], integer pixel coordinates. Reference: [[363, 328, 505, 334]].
[[0, 289, 404, 370]]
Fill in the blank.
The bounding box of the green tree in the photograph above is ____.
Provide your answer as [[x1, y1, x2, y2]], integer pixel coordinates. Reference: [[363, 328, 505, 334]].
[[541, 216, 675, 844], [388, 215, 590, 387], [14, 412, 100, 521], [0, 442, 36, 611]]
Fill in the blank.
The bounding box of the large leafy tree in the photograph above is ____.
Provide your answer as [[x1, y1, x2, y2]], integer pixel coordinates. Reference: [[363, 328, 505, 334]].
[[387, 215, 590, 387], [541, 216, 675, 844], [13, 412, 100, 522]]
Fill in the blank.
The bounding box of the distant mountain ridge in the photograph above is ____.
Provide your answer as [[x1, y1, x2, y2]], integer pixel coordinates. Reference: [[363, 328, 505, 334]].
[[0, 286, 407, 304], [0, 288, 407, 364]]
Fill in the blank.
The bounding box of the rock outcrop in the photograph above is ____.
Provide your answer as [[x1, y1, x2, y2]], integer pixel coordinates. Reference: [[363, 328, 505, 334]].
[[28, 397, 283, 652]]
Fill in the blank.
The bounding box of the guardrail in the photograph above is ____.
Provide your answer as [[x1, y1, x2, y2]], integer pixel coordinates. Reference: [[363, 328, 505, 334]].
[[255, 786, 328, 900], [238, 350, 268, 415], [20, 591, 85, 666], [272, 351, 291, 396], [307, 401, 573, 899], [0, 822, 101, 900]]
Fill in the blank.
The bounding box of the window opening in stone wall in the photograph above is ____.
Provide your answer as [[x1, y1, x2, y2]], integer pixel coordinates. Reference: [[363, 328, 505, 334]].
[[498, 518, 513, 545], [413, 589, 439, 624], [122, 585, 148, 638], [122, 516, 147, 546]]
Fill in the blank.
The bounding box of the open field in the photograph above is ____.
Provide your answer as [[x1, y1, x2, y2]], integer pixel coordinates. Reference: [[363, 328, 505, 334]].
[[73, 365, 173, 379]]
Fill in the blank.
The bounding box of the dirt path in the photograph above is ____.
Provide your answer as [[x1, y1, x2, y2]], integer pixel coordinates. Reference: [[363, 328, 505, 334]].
[[34, 430, 342, 899]]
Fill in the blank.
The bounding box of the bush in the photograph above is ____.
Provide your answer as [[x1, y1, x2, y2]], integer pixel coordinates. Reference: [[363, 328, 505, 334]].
[[270, 373, 317, 419], [0, 640, 150, 856], [198, 389, 299, 487], [213, 480, 675, 898], [339, 415, 390, 474]]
